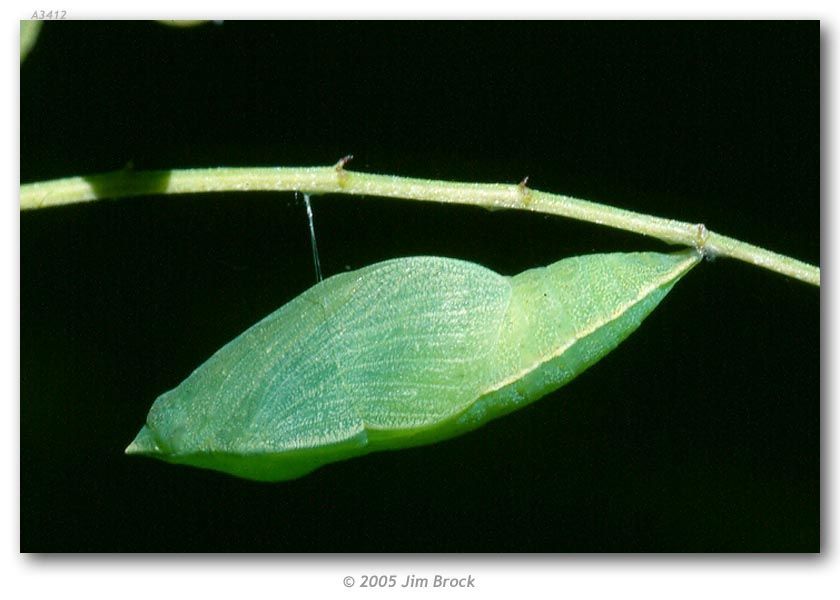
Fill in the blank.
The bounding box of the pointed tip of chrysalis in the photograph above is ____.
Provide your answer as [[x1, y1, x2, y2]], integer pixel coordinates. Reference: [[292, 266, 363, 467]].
[[125, 425, 161, 456]]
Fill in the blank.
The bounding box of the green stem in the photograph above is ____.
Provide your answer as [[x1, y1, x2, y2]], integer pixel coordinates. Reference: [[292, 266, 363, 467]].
[[19, 165, 820, 286]]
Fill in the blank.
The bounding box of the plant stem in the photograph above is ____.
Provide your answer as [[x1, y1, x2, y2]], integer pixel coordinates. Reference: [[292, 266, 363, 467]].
[[19, 165, 820, 286]]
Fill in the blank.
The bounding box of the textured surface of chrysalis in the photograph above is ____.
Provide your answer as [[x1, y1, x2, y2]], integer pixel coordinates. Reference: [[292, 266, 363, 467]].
[[127, 250, 699, 480]]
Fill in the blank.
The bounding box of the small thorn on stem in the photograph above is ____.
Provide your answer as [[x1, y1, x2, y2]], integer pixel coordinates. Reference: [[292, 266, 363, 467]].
[[518, 176, 533, 206], [335, 154, 354, 171], [335, 155, 353, 188]]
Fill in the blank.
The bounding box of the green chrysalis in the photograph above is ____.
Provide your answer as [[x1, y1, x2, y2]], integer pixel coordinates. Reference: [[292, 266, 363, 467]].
[[126, 250, 699, 481]]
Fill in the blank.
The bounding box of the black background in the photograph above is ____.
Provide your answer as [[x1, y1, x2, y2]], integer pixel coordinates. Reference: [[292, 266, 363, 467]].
[[21, 21, 819, 552]]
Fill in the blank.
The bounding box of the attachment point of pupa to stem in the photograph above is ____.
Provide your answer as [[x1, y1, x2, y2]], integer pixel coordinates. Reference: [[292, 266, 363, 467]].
[[694, 223, 712, 259]]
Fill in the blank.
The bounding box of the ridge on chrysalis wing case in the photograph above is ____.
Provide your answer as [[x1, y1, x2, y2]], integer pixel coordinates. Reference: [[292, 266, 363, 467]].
[[126, 250, 700, 481]]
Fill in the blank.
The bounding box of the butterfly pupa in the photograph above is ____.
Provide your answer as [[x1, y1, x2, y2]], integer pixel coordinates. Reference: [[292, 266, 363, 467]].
[[126, 250, 699, 481]]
